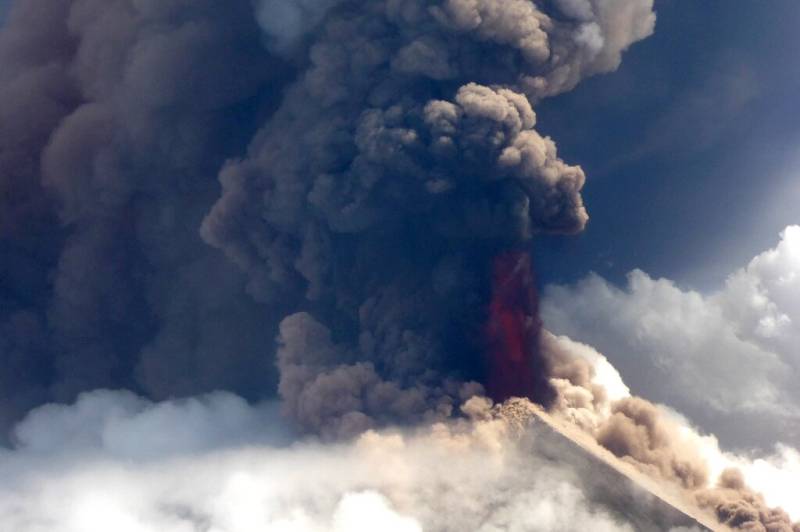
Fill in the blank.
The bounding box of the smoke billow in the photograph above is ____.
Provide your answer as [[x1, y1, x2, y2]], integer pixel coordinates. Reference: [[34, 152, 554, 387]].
[[0, 0, 655, 436], [542, 332, 708, 492], [0, 0, 292, 433], [541, 330, 800, 530], [201, 0, 657, 435]]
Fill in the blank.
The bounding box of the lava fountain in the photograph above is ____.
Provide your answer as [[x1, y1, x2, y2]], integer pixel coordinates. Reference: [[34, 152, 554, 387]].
[[485, 250, 555, 406]]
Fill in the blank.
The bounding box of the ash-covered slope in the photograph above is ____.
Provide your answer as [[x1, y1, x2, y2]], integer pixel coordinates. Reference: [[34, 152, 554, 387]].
[[527, 407, 717, 531]]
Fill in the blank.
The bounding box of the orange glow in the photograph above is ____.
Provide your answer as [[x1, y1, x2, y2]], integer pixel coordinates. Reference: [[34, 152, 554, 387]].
[[485, 251, 553, 406]]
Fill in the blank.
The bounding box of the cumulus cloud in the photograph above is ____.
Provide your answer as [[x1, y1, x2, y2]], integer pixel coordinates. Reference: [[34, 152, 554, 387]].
[[715, 226, 800, 354], [0, 0, 289, 436], [542, 226, 800, 449]]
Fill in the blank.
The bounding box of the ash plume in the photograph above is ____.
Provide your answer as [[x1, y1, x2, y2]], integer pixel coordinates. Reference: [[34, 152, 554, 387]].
[[0, 0, 286, 431], [0, 0, 656, 436], [542, 332, 709, 492], [697, 469, 800, 532], [696, 469, 800, 532], [202, 0, 655, 435], [694, 470, 800, 531]]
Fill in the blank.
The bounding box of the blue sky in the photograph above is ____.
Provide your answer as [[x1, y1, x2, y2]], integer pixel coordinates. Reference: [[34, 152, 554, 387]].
[[534, 0, 800, 290], [532, 0, 800, 455]]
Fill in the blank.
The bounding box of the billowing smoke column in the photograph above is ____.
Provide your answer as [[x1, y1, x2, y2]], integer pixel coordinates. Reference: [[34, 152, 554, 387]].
[[0, 0, 659, 437], [202, 0, 658, 436], [486, 251, 553, 405], [0, 0, 287, 433]]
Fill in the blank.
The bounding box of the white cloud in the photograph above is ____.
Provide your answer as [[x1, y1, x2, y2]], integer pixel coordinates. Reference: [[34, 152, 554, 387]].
[[737, 444, 800, 518], [0, 391, 644, 532], [9, 389, 291, 458], [5, 227, 800, 531], [714, 225, 800, 356], [542, 226, 800, 450]]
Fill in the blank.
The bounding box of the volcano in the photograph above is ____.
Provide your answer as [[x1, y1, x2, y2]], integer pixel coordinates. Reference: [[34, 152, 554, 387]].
[[524, 404, 719, 531]]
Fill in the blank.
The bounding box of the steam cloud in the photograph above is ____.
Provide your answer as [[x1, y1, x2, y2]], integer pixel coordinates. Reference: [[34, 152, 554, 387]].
[[0, 0, 286, 432], [543, 226, 800, 450], [0, 390, 696, 532]]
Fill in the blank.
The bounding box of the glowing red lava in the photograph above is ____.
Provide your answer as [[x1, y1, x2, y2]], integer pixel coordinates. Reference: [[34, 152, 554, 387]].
[[485, 250, 554, 406]]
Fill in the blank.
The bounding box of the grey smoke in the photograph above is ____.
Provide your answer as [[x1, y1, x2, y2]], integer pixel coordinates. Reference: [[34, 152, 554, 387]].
[[0, 0, 653, 438], [202, 0, 654, 435], [254, 0, 344, 54], [541, 227, 800, 450], [0, 0, 286, 433], [0, 1, 10, 24]]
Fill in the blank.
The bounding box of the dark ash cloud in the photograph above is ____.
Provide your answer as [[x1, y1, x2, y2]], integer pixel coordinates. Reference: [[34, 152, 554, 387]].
[[0, 0, 654, 437], [0, 0, 289, 432], [202, 0, 654, 435]]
